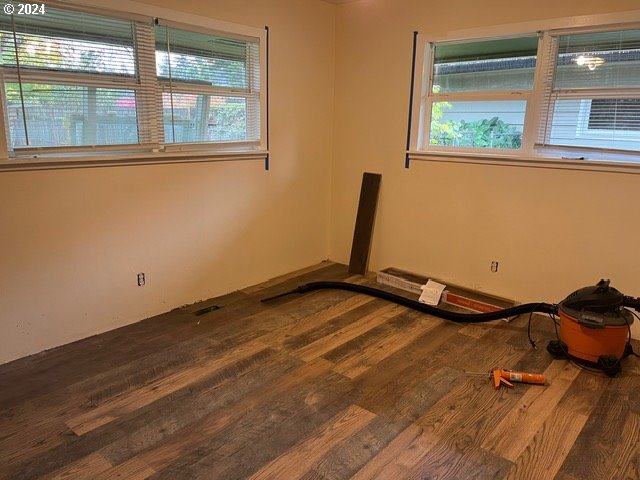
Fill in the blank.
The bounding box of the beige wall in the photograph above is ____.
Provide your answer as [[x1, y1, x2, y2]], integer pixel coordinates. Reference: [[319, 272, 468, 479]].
[[0, 0, 336, 363], [330, 0, 640, 337]]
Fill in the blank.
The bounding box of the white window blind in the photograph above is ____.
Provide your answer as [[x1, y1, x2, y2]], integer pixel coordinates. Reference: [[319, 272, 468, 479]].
[[154, 22, 261, 148], [537, 29, 640, 156], [0, 6, 156, 152]]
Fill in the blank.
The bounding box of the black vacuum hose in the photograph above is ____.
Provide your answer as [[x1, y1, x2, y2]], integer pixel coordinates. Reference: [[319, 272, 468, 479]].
[[262, 280, 558, 323]]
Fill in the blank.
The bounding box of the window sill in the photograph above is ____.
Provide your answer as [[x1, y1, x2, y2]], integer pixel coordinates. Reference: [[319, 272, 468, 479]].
[[0, 149, 269, 172], [407, 150, 640, 175]]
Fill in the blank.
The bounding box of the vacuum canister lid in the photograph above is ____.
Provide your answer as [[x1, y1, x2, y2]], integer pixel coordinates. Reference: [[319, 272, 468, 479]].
[[559, 279, 633, 328]]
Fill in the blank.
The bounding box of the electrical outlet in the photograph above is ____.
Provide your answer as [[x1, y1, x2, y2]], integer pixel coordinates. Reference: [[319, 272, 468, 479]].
[[137, 272, 145, 286], [490, 261, 499, 273]]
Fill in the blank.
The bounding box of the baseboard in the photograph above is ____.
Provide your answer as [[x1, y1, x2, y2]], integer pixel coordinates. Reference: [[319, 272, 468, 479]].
[[376, 267, 515, 313]]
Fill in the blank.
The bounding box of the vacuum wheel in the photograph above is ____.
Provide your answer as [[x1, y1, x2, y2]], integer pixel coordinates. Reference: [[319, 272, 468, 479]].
[[597, 355, 621, 377], [547, 340, 567, 358]]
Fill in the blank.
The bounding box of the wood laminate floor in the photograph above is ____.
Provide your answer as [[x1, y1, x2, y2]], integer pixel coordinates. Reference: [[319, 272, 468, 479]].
[[1, 262, 639, 479]]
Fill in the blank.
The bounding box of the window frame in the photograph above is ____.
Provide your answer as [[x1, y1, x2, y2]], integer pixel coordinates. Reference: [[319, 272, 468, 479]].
[[0, 0, 268, 172], [154, 19, 263, 150], [419, 35, 539, 157], [408, 13, 640, 173]]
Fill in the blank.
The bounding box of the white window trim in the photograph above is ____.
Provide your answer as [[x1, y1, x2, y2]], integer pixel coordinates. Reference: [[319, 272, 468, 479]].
[[0, 0, 269, 172], [408, 9, 640, 174]]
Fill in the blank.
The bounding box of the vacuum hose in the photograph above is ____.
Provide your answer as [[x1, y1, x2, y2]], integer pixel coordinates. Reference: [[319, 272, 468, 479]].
[[624, 296, 640, 311], [262, 280, 558, 323]]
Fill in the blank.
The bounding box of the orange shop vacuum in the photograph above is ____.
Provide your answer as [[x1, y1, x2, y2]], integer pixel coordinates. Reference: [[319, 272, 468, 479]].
[[547, 279, 639, 376]]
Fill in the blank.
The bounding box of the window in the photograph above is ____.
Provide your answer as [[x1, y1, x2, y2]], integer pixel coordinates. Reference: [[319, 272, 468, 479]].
[[0, 3, 266, 168], [154, 23, 261, 146], [0, 8, 142, 149], [410, 23, 640, 167], [538, 29, 640, 157], [417, 36, 538, 153]]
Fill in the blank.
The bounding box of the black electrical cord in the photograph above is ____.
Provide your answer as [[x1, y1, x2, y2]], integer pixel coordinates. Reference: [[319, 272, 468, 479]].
[[262, 281, 558, 323], [626, 311, 640, 358], [526, 303, 547, 349]]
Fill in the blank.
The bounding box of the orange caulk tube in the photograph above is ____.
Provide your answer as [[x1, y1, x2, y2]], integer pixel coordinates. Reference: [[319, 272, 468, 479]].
[[492, 369, 546, 389]]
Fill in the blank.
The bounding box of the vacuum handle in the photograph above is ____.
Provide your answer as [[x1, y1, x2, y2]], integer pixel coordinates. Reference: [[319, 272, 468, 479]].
[[623, 296, 640, 312]]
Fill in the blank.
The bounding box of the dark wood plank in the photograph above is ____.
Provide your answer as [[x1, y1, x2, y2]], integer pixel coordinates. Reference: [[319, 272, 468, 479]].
[[310, 416, 409, 480], [505, 407, 587, 480], [292, 303, 406, 362], [100, 349, 303, 466], [348, 172, 381, 275], [66, 339, 270, 436], [555, 386, 640, 480], [350, 424, 436, 479], [299, 470, 330, 480], [329, 311, 442, 379], [353, 322, 467, 420], [44, 452, 113, 480], [280, 298, 387, 351], [248, 404, 376, 480], [149, 367, 356, 479], [405, 436, 513, 480]]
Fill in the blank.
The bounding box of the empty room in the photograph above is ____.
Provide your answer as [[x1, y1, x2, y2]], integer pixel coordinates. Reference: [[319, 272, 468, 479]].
[[1, 0, 639, 478]]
